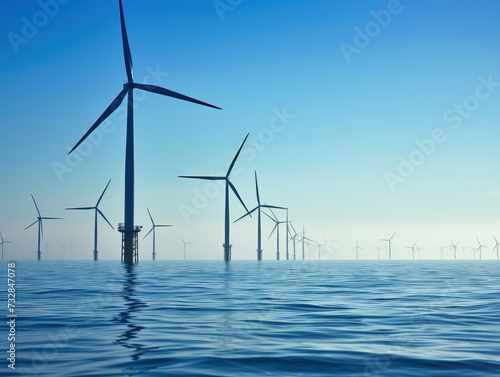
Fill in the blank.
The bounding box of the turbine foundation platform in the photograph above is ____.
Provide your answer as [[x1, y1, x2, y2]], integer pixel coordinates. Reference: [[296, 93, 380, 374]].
[[119, 223, 142, 263], [257, 249, 262, 261], [223, 243, 232, 261]]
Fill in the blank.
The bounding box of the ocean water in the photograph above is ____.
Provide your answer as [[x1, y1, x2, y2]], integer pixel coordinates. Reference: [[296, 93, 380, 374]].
[[2, 259, 500, 377]]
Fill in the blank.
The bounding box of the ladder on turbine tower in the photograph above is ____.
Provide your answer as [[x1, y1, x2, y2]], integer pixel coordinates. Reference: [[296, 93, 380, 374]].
[[118, 223, 142, 263]]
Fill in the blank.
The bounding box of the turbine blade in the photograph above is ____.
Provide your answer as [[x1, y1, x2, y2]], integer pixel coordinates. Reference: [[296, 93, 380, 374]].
[[96, 179, 112, 207], [262, 211, 276, 223], [155, 225, 173, 228], [390, 232, 396, 240], [25, 220, 38, 230], [228, 180, 251, 216], [133, 83, 221, 110], [180, 237, 185, 244], [69, 88, 129, 154], [142, 227, 154, 240], [254, 171, 260, 205], [40, 217, 64, 220], [147, 208, 154, 226], [267, 206, 279, 221], [234, 206, 258, 223], [268, 223, 278, 239], [227, 133, 249, 177], [119, 0, 134, 82], [178, 175, 225, 180], [40, 219, 44, 238], [66, 207, 94, 210], [97, 209, 114, 230], [31, 194, 41, 217], [261, 205, 287, 210]]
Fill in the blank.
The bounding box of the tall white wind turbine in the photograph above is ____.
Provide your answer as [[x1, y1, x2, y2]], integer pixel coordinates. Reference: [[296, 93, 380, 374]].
[[181, 237, 193, 260], [380, 232, 396, 260]]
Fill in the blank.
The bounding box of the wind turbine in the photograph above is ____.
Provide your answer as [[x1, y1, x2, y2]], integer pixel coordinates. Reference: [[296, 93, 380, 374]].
[[353, 240, 363, 260], [41, 242, 49, 259], [234, 171, 285, 260], [406, 241, 418, 260], [0, 233, 13, 260], [59, 244, 66, 260], [66, 179, 114, 260], [181, 237, 192, 260], [438, 244, 445, 259], [492, 235, 499, 260], [297, 226, 314, 260], [264, 208, 289, 260], [68, 0, 220, 263], [374, 245, 384, 260], [25, 195, 63, 260], [180, 133, 250, 261], [380, 232, 396, 260], [143, 208, 172, 260], [448, 240, 460, 260], [288, 222, 299, 260], [315, 243, 326, 260], [476, 238, 487, 260]]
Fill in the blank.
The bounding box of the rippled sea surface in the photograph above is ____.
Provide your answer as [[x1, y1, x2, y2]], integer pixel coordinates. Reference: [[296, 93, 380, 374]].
[[3, 260, 500, 376]]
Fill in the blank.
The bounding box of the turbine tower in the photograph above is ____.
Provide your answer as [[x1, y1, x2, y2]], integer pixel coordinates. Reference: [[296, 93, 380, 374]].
[[380, 232, 396, 260], [143, 208, 172, 260], [234, 171, 285, 260], [68, 0, 220, 263], [180, 133, 250, 261], [492, 235, 499, 260], [0, 233, 13, 260], [66, 179, 114, 260], [353, 240, 363, 260], [476, 238, 487, 260], [25, 195, 63, 260], [181, 237, 192, 260]]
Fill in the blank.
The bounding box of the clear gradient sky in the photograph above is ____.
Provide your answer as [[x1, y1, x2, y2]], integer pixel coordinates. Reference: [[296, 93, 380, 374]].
[[2, 0, 500, 260]]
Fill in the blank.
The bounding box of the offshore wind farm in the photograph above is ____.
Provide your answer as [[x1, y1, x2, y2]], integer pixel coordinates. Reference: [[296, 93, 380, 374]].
[[2, 1, 500, 376]]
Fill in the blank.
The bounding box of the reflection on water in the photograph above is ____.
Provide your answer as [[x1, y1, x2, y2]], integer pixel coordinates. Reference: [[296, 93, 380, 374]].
[[112, 263, 148, 363]]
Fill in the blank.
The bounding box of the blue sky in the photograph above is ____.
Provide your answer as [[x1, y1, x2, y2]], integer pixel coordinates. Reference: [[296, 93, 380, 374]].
[[2, 0, 500, 260]]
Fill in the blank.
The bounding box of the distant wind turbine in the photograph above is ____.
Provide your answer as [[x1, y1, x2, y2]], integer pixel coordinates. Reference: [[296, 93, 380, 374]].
[[0, 233, 13, 260], [41, 242, 49, 259], [234, 171, 285, 260], [380, 232, 396, 260], [374, 245, 384, 260], [492, 235, 499, 260], [298, 226, 314, 260], [181, 237, 192, 260], [288, 222, 299, 260], [180, 133, 250, 261], [25, 195, 63, 260], [315, 243, 326, 260], [66, 179, 114, 261], [59, 243, 67, 260], [476, 238, 487, 260], [264, 208, 289, 260], [353, 240, 363, 260], [143, 208, 172, 260], [406, 241, 418, 260], [68, 0, 220, 263], [448, 240, 460, 260]]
